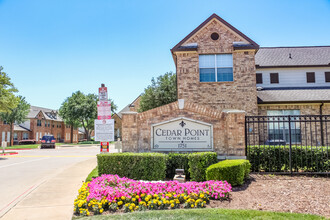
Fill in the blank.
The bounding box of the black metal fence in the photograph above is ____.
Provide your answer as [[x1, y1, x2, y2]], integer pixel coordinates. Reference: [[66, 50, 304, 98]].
[[245, 115, 330, 175]]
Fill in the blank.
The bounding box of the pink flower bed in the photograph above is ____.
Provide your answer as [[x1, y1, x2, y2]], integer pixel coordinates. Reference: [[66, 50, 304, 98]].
[[87, 174, 232, 202]]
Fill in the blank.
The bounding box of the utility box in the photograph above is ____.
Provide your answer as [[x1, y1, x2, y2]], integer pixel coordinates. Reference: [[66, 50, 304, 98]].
[[114, 140, 122, 153], [2, 141, 7, 153], [173, 169, 185, 183]]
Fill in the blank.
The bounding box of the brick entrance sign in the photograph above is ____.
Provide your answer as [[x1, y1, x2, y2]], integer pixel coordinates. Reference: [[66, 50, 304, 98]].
[[122, 99, 246, 158]]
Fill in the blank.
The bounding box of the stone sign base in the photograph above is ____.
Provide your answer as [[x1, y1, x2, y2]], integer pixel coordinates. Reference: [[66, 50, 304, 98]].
[[122, 99, 246, 157]]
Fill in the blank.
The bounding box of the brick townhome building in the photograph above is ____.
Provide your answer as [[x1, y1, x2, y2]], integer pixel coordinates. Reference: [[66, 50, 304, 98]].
[[0, 106, 79, 144], [120, 13, 330, 155], [120, 14, 330, 118]]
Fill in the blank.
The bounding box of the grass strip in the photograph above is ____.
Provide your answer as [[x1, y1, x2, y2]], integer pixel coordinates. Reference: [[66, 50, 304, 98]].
[[72, 208, 324, 220], [85, 166, 98, 182]]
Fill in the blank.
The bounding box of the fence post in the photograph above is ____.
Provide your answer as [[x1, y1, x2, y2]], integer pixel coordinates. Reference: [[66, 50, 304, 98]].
[[288, 116, 292, 176], [245, 116, 247, 157], [320, 115, 324, 146]]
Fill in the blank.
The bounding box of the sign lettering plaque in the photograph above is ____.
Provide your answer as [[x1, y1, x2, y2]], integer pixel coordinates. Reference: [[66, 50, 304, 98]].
[[151, 117, 213, 152]]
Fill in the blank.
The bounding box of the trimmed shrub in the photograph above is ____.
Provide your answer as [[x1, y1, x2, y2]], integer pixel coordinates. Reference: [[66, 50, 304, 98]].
[[247, 145, 330, 172], [206, 159, 251, 186], [97, 153, 167, 181], [166, 153, 190, 180], [78, 141, 100, 145], [188, 152, 218, 182]]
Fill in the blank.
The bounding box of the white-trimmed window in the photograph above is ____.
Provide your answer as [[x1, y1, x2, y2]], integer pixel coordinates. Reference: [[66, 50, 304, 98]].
[[13, 133, 18, 141], [267, 110, 301, 144], [199, 54, 233, 82], [36, 132, 38, 141], [66, 133, 70, 140], [2, 132, 5, 142], [23, 133, 28, 140]]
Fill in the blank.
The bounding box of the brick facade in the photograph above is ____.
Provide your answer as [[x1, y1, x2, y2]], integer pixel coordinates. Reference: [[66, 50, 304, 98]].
[[121, 15, 259, 157], [258, 104, 330, 116], [0, 122, 12, 143], [173, 18, 258, 115], [122, 100, 245, 156], [129, 96, 141, 112]]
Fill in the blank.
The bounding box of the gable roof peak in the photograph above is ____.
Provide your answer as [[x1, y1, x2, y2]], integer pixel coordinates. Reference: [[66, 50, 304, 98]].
[[171, 13, 259, 53]]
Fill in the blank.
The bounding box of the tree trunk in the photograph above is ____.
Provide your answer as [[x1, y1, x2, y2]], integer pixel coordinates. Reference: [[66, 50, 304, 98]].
[[10, 123, 13, 147], [86, 129, 90, 141], [70, 124, 73, 143], [81, 121, 90, 141]]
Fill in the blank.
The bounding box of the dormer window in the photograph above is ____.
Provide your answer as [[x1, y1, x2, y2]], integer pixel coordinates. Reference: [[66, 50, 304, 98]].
[[199, 54, 233, 82]]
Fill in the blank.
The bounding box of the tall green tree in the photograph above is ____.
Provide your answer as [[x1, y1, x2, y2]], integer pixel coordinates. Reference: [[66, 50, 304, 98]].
[[0, 66, 19, 112], [139, 72, 177, 112], [0, 96, 30, 146], [59, 91, 117, 141]]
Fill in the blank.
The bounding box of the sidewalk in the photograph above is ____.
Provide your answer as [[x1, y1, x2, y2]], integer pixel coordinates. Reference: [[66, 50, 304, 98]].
[[1, 158, 97, 220]]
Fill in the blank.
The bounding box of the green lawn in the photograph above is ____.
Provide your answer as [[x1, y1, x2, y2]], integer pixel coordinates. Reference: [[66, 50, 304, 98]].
[[85, 166, 98, 182], [4, 143, 68, 149], [73, 208, 325, 220], [4, 144, 40, 149]]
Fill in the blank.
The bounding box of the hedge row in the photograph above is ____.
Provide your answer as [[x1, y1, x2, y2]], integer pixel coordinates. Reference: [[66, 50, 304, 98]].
[[206, 160, 251, 186], [98, 152, 217, 181], [247, 145, 330, 172], [78, 141, 100, 145], [188, 152, 218, 182], [97, 153, 167, 181]]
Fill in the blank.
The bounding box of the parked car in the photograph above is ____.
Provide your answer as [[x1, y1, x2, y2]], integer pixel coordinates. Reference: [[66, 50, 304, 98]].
[[40, 135, 56, 149], [19, 139, 36, 145]]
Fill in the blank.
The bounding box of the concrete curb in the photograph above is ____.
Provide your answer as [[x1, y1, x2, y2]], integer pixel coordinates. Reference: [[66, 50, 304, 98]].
[[0, 152, 18, 156]]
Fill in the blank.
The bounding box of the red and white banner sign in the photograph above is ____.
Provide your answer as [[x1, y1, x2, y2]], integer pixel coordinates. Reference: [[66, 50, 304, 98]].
[[97, 101, 111, 120], [98, 87, 108, 101], [96, 84, 114, 152]]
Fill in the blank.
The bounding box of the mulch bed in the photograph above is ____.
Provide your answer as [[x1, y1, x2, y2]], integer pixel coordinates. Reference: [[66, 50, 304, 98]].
[[209, 174, 330, 218]]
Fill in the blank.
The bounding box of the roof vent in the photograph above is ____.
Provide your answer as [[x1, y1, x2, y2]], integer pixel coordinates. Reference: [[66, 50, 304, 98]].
[[289, 53, 292, 59], [211, 33, 219, 40]]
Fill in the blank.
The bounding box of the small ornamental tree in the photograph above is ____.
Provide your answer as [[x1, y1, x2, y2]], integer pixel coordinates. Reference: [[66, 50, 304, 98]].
[[139, 72, 177, 112], [0, 66, 19, 112], [59, 91, 117, 141], [0, 96, 30, 146]]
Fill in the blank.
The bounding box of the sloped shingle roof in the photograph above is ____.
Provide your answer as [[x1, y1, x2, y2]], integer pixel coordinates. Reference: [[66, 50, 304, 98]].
[[13, 124, 30, 132], [255, 46, 330, 68], [257, 88, 330, 103], [27, 106, 62, 121], [117, 104, 130, 118]]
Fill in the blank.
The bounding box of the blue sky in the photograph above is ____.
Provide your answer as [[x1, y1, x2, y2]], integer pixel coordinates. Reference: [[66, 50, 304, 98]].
[[0, 0, 329, 111]]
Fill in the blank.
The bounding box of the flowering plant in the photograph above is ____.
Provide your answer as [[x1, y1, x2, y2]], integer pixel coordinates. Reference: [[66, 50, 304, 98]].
[[74, 174, 231, 216]]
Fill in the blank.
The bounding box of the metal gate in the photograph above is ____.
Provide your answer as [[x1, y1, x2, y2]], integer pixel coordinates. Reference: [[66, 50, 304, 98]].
[[245, 115, 330, 175]]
